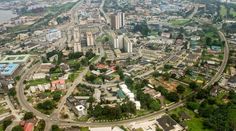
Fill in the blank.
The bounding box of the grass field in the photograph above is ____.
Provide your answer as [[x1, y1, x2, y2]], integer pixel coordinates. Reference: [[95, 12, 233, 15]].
[[27, 79, 50, 86], [220, 5, 227, 17], [230, 8, 236, 17], [169, 19, 190, 26], [169, 107, 212, 131]]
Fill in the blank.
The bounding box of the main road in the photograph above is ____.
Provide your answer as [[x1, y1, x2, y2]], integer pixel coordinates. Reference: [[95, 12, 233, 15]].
[[203, 31, 229, 88]]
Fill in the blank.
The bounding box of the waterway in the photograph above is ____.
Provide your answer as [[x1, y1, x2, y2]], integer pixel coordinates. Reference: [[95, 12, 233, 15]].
[[0, 10, 18, 24]]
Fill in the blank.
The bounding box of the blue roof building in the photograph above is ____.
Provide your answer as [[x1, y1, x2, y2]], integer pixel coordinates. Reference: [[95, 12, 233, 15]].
[[0, 64, 20, 76]]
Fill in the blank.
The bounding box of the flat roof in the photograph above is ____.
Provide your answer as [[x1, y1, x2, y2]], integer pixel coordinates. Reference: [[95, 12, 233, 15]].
[[0, 64, 19, 76], [0, 54, 30, 64]]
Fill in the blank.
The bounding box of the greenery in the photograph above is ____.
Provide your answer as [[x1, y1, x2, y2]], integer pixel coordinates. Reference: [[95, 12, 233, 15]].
[[37, 100, 56, 114], [8, 88, 16, 97], [133, 22, 150, 36], [176, 85, 185, 94], [12, 125, 23, 131], [88, 101, 137, 120], [169, 19, 190, 26], [52, 91, 62, 102], [1, 119, 12, 130], [34, 120, 45, 131], [23, 112, 34, 120], [51, 125, 63, 131], [27, 79, 50, 86]]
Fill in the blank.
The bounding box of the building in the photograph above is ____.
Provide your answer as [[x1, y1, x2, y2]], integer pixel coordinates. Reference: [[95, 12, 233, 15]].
[[118, 12, 125, 27], [0, 54, 30, 64], [73, 27, 81, 52], [123, 36, 133, 53], [23, 122, 34, 131], [86, 32, 94, 46], [46, 29, 61, 42], [110, 12, 125, 30], [228, 75, 236, 88], [89, 127, 112, 131], [111, 14, 120, 30], [0, 64, 20, 77], [66, 96, 88, 117], [111, 32, 124, 49], [156, 115, 183, 131]]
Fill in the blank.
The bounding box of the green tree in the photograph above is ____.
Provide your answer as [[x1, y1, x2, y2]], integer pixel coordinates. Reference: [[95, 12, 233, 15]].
[[12, 125, 23, 131], [149, 100, 161, 111], [176, 85, 185, 94], [167, 92, 179, 102], [2, 119, 12, 130], [8, 88, 16, 97], [23, 112, 34, 120], [51, 125, 61, 131], [189, 82, 198, 90], [52, 91, 62, 102]]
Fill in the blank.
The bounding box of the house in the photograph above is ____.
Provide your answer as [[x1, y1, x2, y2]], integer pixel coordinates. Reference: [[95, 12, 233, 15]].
[[24, 122, 34, 131], [39, 63, 55, 73], [89, 127, 112, 131], [51, 80, 65, 89], [156, 115, 183, 131], [228, 75, 236, 88], [66, 96, 88, 117], [32, 73, 46, 80]]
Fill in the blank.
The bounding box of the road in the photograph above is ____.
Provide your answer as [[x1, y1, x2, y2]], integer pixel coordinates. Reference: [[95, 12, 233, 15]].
[[56, 102, 184, 127], [99, 0, 110, 24], [203, 31, 229, 88]]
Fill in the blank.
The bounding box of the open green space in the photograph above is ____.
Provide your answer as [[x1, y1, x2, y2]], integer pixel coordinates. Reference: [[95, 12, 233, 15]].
[[220, 5, 227, 17], [79, 127, 89, 131], [169, 107, 212, 131], [169, 19, 191, 26], [26, 79, 50, 86], [230, 8, 236, 17]]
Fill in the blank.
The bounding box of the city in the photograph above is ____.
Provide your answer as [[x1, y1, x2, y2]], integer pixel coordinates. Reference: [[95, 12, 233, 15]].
[[0, 0, 236, 131]]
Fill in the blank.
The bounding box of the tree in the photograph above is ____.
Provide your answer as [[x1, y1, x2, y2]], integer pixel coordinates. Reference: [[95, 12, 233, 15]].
[[8, 88, 16, 97], [37, 100, 55, 110], [12, 125, 23, 131], [149, 100, 161, 111], [167, 92, 179, 102], [34, 120, 45, 131], [52, 91, 62, 102], [23, 112, 34, 120], [176, 85, 185, 94], [51, 125, 61, 131], [206, 37, 212, 46], [186, 101, 200, 110], [2, 119, 12, 130], [189, 82, 198, 90]]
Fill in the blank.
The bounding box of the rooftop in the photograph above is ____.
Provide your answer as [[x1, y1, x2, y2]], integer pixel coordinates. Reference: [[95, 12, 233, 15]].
[[0, 64, 19, 76], [0, 54, 30, 64]]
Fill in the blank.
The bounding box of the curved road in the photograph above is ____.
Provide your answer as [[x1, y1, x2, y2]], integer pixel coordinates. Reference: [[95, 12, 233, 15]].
[[203, 31, 229, 88]]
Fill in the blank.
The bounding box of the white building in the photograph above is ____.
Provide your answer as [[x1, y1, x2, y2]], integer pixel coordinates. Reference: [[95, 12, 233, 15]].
[[46, 29, 62, 42], [32, 73, 46, 80], [123, 36, 133, 53], [73, 28, 81, 52], [86, 32, 94, 46]]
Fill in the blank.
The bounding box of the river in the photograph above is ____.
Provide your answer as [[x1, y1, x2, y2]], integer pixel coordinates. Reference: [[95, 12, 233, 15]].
[[0, 10, 18, 24]]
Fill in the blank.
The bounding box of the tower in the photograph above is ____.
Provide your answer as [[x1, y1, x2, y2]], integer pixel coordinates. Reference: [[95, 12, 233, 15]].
[[73, 27, 81, 52], [86, 32, 94, 46]]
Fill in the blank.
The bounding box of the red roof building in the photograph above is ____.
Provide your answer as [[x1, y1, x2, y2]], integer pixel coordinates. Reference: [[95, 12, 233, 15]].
[[24, 122, 34, 131]]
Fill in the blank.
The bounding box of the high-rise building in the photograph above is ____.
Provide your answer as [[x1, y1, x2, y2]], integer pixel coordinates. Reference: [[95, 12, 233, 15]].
[[118, 12, 125, 27], [110, 12, 125, 30], [73, 27, 81, 52], [86, 32, 94, 46], [123, 36, 133, 53], [111, 32, 124, 49], [111, 14, 120, 30]]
